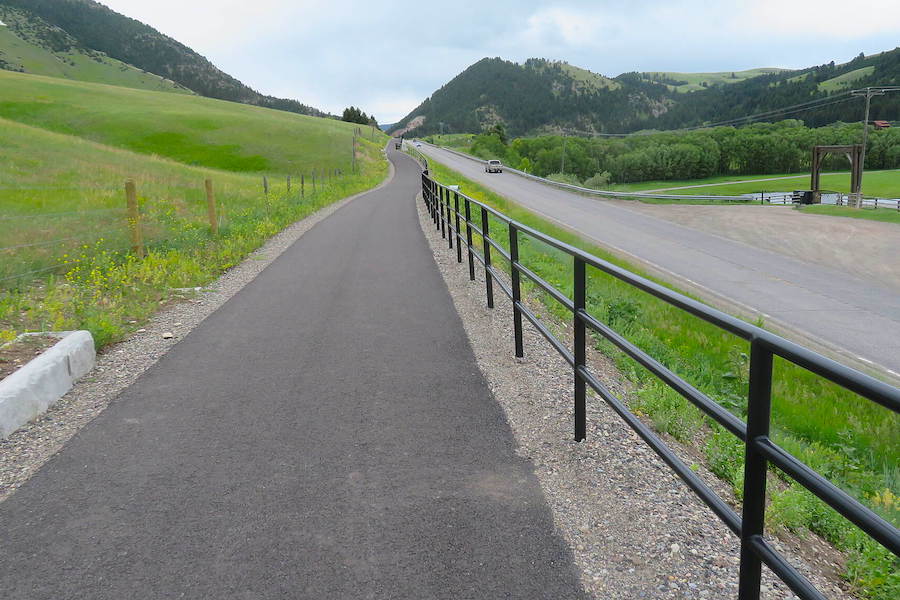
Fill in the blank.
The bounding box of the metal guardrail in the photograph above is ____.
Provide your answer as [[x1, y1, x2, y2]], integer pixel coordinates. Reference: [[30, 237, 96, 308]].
[[419, 170, 899, 600]]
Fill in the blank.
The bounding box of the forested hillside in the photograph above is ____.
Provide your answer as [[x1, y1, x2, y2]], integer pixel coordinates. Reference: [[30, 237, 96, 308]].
[[390, 57, 672, 137], [0, 0, 327, 117], [0, 5, 191, 93], [392, 49, 900, 137], [644, 50, 900, 130]]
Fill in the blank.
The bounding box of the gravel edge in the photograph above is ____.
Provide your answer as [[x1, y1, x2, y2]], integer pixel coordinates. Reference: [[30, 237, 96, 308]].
[[0, 162, 394, 503], [414, 194, 852, 600]]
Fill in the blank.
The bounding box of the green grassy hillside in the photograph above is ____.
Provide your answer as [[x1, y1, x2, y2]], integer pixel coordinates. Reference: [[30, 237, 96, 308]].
[[0, 70, 390, 347], [0, 114, 388, 345], [0, 7, 189, 93], [641, 67, 787, 92], [0, 70, 365, 174]]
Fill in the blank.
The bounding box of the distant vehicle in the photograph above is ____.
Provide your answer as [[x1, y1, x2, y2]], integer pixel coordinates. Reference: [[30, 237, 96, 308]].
[[414, 142, 422, 148], [485, 159, 503, 173], [394, 140, 401, 149]]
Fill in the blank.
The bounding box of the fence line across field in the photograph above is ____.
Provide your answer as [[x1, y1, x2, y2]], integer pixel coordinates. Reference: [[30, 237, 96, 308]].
[[418, 165, 898, 600], [1, 169, 346, 288]]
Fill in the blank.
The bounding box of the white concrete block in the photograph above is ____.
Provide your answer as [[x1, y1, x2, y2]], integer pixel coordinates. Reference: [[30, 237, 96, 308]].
[[0, 331, 95, 438]]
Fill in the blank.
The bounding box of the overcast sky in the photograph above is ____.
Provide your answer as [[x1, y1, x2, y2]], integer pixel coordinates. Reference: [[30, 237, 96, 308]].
[[100, 0, 900, 123]]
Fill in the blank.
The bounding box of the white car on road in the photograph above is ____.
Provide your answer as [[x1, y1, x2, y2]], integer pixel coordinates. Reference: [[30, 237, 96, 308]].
[[485, 160, 503, 173]]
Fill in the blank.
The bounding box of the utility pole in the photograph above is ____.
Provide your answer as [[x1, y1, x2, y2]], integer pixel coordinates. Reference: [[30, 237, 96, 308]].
[[850, 86, 898, 202]]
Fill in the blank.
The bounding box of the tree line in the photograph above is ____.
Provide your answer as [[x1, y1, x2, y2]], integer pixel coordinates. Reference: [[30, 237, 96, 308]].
[[440, 120, 899, 185], [341, 106, 378, 127]]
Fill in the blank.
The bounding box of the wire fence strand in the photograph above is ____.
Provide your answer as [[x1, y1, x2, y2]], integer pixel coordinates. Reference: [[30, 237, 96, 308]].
[[0, 228, 124, 252]]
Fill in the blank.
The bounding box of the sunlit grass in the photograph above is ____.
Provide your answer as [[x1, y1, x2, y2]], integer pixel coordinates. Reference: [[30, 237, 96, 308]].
[[0, 116, 389, 347]]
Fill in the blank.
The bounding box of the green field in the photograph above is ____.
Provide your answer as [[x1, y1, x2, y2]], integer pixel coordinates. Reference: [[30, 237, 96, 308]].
[[421, 154, 899, 599], [1, 72, 389, 348], [612, 170, 900, 199], [0, 20, 189, 94], [0, 70, 365, 173], [819, 66, 875, 93], [799, 205, 900, 224]]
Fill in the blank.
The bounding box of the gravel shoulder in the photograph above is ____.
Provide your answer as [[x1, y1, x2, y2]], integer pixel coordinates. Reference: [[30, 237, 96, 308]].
[[618, 202, 900, 291], [0, 163, 394, 503], [416, 195, 853, 599]]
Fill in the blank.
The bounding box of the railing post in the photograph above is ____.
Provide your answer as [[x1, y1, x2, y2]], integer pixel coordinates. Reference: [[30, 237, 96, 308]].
[[738, 338, 773, 600], [447, 189, 453, 250], [439, 186, 446, 239], [464, 198, 475, 281], [481, 206, 494, 309], [574, 256, 586, 442], [509, 224, 524, 358], [454, 192, 462, 263], [429, 179, 436, 224]]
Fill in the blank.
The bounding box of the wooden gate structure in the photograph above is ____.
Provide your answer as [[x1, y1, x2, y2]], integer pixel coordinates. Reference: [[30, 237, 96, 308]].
[[811, 145, 863, 205]]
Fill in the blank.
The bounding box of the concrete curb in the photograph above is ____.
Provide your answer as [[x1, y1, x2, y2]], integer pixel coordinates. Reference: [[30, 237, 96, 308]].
[[0, 331, 95, 439]]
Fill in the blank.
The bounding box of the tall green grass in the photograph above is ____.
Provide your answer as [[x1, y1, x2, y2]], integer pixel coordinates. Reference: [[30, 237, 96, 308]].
[[0, 116, 389, 348], [424, 157, 899, 599], [0, 70, 362, 174]]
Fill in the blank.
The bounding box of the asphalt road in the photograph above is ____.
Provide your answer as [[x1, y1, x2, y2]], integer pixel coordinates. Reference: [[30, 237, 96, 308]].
[[0, 148, 587, 599], [419, 144, 900, 379]]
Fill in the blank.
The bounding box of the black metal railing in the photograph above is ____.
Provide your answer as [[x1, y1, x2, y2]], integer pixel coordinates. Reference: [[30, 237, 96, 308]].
[[419, 171, 900, 600]]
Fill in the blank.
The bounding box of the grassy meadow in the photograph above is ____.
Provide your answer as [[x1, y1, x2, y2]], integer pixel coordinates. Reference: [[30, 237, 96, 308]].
[[422, 155, 899, 599], [798, 204, 900, 224], [1, 72, 390, 348], [0, 70, 369, 173], [643, 68, 787, 92], [613, 170, 900, 199]]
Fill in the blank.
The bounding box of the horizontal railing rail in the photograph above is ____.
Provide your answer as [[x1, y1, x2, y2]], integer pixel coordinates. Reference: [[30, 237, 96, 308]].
[[417, 167, 899, 600]]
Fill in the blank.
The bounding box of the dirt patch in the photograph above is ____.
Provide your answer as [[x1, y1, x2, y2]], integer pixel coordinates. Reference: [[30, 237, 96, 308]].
[[619, 202, 900, 291], [0, 335, 59, 382]]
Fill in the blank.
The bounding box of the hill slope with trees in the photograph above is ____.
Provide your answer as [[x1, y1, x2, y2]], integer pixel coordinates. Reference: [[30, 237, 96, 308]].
[[0, 0, 327, 117], [391, 50, 900, 137], [0, 4, 190, 93]]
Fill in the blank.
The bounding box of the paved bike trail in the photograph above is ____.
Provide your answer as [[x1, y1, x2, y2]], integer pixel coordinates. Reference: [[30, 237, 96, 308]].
[[0, 149, 586, 599]]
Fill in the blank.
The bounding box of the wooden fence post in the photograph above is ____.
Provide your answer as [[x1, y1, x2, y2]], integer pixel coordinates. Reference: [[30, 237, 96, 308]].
[[312, 170, 317, 194], [301, 174, 305, 199], [125, 179, 144, 258], [205, 178, 218, 235], [287, 175, 291, 193]]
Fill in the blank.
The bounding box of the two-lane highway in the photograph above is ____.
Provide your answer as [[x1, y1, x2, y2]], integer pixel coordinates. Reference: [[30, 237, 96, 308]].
[[418, 144, 900, 379]]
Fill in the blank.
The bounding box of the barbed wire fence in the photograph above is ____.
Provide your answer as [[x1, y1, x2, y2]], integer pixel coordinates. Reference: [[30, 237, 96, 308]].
[[0, 167, 349, 291]]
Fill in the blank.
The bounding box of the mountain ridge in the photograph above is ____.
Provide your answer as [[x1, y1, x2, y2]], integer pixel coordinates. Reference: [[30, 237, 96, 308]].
[[390, 50, 900, 137], [0, 0, 328, 117]]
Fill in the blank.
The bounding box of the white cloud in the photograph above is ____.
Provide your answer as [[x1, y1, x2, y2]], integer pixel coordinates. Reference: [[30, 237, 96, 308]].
[[91, 1, 900, 122], [521, 7, 608, 47], [739, 0, 900, 37]]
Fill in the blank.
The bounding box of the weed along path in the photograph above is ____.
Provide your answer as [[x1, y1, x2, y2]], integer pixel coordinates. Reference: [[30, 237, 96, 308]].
[[0, 148, 586, 599]]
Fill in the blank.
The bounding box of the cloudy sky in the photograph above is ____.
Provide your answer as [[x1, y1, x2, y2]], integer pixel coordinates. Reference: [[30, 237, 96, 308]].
[[100, 0, 900, 123]]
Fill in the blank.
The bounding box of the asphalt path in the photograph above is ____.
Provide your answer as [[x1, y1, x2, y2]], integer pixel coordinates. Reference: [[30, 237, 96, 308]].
[[0, 148, 586, 599], [419, 144, 900, 379]]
